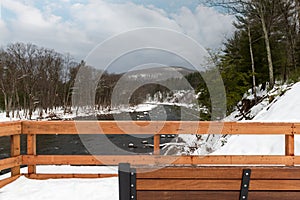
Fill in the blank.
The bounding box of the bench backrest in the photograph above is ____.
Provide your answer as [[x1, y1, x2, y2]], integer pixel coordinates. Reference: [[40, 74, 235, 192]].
[[118, 164, 300, 200]]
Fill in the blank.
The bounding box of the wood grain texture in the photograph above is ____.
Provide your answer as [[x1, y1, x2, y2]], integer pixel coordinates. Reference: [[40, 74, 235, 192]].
[[22, 155, 298, 166], [0, 156, 22, 171], [136, 167, 300, 179], [136, 179, 300, 191], [20, 121, 296, 135], [0, 121, 21, 137], [27, 134, 36, 174], [10, 135, 20, 176], [137, 191, 300, 200], [137, 191, 239, 200], [0, 175, 21, 188], [24, 173, 118, 179]]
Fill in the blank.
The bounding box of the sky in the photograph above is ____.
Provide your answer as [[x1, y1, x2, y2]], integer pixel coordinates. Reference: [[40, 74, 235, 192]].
[[0, 0, 235, 71]]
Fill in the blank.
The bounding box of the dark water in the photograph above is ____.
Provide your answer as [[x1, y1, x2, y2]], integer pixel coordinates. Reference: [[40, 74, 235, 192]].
[[0, 105, 199, 160]]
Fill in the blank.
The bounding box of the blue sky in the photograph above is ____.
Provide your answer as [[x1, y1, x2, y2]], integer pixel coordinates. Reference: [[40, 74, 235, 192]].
[[0, 0, 234, 70]]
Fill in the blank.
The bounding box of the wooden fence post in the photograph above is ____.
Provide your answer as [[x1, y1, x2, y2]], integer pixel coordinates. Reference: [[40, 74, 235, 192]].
[[27, 134, 36, 174], [285, 124, 295, 166], [154, 134, 160, 155], [10, 134, 20, 176]]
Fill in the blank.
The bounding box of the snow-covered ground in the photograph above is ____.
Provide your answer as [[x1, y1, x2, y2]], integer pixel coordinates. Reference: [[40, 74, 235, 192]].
[[214, 82, 300, 155], [0, 166, 118, 200]]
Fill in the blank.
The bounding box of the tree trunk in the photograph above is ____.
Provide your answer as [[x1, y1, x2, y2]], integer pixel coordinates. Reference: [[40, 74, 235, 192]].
[[248, 24, 257, 101], [3, 92, 9, 118], [260, 9, 274, 88]]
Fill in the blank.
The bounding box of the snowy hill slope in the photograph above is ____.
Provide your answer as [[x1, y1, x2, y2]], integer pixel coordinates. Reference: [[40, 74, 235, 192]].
[[213, 82, 300, 155]]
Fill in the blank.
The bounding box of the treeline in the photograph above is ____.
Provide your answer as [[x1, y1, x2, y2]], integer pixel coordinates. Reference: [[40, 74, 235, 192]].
[[0, 43, 81, 118], [0, 42, 197, 118], [206, 0, 300, 114]]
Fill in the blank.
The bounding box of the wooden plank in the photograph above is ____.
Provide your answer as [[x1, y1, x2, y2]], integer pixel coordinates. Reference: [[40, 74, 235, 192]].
[[22, 155, 296, 166], [136, 179, 241, 191], [230, 122, 293, 135], [293, 123, 300, 134], [0, 156, 22, 171], [0, 121, 21, 137], [285, 134, 295, 166], [137, 167, 300, 179], [10, 134, 20, 176], [137, 191, 300, 200], [136, 179, 300, 191], [250, 180, 300, 190], [21, 121, 295, 135], [27, 134, 37, 174], [0, 175, 20, 188], [24, 173, 118, 179], [248, 191, 300, 200], [137, 191, 239, 200], [153, 135, 160, 155]]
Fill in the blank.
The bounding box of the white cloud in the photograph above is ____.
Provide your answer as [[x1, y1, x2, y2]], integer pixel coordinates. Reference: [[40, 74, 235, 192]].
[[172, 6, 235, 49], [0, 0, 235, 60]]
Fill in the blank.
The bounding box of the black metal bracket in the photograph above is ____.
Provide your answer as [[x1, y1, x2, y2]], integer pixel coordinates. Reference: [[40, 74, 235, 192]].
[[119, 163, 136, 200], [240, 169, 251, 200]]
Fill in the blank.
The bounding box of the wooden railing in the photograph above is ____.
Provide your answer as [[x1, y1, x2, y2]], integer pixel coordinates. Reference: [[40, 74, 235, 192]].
[[0, 121, 299, 188]]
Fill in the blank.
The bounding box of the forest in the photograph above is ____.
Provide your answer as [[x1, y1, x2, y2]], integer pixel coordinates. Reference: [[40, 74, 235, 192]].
[[1, 0, 300, 120], [206, 0, 300, 115]]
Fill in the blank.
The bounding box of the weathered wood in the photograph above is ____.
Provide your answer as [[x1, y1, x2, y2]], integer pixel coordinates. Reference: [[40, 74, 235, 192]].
[[10, 134, 20, 176], [21, 121, 295, 135], [0, 156, 22, 171], [0, 121, 21, 137], [137, 191, 300, 200], [27, 134, 36, 174], [24, 173, 118, 179], [136, 167, 300, 179], [153, 135, 160, 155], [0, 175, 21, 188]]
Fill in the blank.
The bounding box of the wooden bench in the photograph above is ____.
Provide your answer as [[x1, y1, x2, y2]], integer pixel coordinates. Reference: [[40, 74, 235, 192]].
[[118, 163, 300, 200]]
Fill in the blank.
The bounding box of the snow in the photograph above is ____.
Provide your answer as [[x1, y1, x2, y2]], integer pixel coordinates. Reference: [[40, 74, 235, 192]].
[[0, 166, 118, 200], [214, 82, 300, 155], [2, 82, 300, 199]]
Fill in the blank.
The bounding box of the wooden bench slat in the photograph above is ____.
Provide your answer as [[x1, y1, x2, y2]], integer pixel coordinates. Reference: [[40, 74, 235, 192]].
[[136, 167, 300, 179], [137, 191, 240, 200], [136, 179, 300, 191], [137, 191, 300, 200], [137, 179, 241, 191]]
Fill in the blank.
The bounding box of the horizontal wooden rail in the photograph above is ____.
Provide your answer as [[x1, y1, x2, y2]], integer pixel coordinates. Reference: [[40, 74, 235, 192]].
[[0, 121, 21, 137], [21, 121, 298, 135], [0, 175, 21, 188], [24, 173, 118, 179], [0, 156, 22, 171], [22, 155, 300, 166]]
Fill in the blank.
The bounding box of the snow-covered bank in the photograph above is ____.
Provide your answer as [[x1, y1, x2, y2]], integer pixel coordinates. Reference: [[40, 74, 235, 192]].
[[0, 166, 118, 200], [0, 103, 159, 122], [214, 82, 300, 155]]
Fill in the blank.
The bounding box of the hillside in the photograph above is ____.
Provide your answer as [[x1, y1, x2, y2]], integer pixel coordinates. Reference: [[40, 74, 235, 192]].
[[213, 82, 300, 155]]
